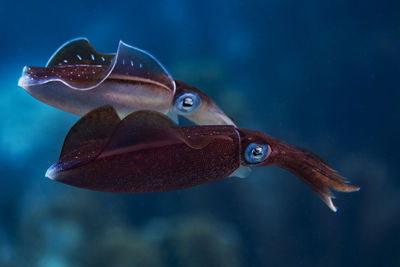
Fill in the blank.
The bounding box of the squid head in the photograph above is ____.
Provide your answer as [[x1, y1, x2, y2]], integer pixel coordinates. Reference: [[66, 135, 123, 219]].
[[238, 129, 360, 212], [171, 80, 236, 125]]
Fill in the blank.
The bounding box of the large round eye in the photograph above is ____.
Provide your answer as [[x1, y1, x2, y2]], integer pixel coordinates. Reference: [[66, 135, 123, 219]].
[[173, 92, 201, 115], [244, 143, 271, 164]]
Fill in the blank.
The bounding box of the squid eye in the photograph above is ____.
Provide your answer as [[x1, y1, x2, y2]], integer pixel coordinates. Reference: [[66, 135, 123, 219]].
[[244, 143, 270, 164], [173, 92, 200, 115]]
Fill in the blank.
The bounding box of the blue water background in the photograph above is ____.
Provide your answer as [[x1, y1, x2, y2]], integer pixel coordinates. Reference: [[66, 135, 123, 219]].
[[1, 0, 399, 266]]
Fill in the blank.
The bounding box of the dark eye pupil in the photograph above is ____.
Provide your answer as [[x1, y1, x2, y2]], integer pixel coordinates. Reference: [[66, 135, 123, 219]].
[[252, 147, 263, 157], [182, 97, 194, 107]]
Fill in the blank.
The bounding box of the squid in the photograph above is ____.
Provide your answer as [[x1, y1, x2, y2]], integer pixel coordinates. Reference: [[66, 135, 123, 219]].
[[18, 38, 235, 125], [46, 106, 359, 212]]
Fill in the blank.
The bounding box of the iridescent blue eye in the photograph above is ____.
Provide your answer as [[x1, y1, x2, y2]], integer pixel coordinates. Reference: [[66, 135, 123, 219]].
[[173, 92, 200, 115], [244, 143, 270, 164]]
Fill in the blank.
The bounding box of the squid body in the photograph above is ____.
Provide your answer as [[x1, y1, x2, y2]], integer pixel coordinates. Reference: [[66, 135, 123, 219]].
[[18, 38, 235, 125], [46, 106, 359, 212]]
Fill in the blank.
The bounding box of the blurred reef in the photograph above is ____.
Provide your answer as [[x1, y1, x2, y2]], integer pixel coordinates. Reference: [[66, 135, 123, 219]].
[[2, 191, 242, 267]]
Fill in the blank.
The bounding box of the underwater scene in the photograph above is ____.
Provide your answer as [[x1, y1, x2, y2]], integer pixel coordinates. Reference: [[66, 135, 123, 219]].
[[1, 0, 399, 266]]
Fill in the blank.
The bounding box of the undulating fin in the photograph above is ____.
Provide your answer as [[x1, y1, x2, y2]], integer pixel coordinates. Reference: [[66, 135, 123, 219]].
[[229, 165, 252, 178], [46, 38, 114, 67], [109, 41, 176, 93], [103, 110, 216, 155], [60, 105, 120, 158]]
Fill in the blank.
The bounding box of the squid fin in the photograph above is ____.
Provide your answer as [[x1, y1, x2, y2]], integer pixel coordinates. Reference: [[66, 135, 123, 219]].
[[60, 105, 120, 158], [43, 38, 175, 93], [229, 165, 252, 178], [46, 38, 114, 67], [109, 41, 176, 93], [166, 110, 179, 124], [103, 110, 215, 153]]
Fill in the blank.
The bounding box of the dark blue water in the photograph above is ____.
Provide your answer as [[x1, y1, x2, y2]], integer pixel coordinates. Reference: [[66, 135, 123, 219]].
[[1, 0, 399, 266]]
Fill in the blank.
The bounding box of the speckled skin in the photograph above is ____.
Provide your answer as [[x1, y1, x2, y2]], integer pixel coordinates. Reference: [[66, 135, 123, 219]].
[[20, 66, 173, 117], [19, 38, 235, 125], [47, 106, 359, 211], [51, 126, 241, 193]]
